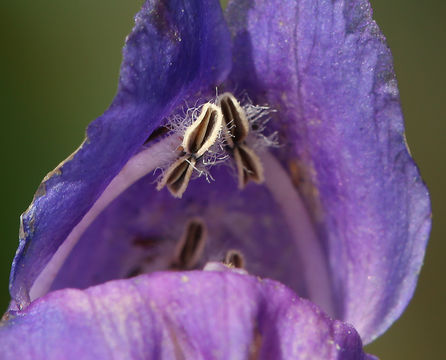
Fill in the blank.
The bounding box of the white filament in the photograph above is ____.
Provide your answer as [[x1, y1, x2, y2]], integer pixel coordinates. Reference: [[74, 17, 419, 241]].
[[261, 150, 335, 316], [29, 135, 179, 301]]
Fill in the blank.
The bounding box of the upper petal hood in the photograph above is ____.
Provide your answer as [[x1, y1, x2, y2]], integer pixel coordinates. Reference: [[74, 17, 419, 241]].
[[1, 270, 372, 360], [226, 0, 431, 343], [10, 0, 232, 308]]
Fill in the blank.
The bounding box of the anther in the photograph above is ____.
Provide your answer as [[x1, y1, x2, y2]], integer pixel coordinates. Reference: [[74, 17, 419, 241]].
[[217, 92, 249, 147], [170, 218, 207, 270], [224, 249, 245, 269], [217, 92, 265, 189], [233, 144, 264, 189], [182, 103, 223, 157], [156, 155, 196, 198]]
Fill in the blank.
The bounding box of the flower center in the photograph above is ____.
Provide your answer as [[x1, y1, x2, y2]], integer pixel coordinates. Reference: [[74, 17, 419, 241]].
[[157, 93, 267, 199], [29, 92, 334, 316]]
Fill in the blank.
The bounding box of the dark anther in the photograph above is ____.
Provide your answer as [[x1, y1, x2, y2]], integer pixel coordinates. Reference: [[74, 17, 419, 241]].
[[217, 92, 265, 189], [224, 249, 245, 269], [157, 156, 196, 198], [170, 218, 207, 270], [218, 93, 249, 147], [233, 144, 264, 189]]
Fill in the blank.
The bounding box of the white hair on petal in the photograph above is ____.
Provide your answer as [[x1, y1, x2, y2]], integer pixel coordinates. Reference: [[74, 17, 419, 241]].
[[242, 98, 279, 151], [154, 91, 279, 194]]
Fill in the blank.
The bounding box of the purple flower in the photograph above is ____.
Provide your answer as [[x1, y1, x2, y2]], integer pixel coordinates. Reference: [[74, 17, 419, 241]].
[[1, 0, 430, 359]]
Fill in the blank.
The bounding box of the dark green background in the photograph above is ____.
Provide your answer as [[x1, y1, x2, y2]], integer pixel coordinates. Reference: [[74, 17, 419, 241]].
[[1, 1, 444, 358]]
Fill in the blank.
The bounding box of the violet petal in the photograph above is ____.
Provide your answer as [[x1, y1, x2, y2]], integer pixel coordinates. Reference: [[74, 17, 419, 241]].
[[10, 0, 232, 308], [1, 271, 371, 360], [226, 0, 431, 343]]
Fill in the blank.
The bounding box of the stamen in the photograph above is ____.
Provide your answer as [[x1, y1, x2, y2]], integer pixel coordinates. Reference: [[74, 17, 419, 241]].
[[224, 249, 245, 269], [217, 92, 265, 189], [170, 218, 207, 270], [217, 92, 249, 147], [156, 156, 196, 198], [233, 144, 264, 189], [157, 103, 225, 198], [182, 103, 223, 157]]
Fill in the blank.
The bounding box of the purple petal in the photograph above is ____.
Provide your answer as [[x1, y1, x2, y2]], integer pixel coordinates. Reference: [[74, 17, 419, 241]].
[[227, 0, 431, 343], [10, 0, 232, 308], [1, 270, 371, 360]]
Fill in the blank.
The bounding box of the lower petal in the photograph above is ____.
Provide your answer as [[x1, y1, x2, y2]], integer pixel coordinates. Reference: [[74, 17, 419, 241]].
[[1, 271, 371, 360]]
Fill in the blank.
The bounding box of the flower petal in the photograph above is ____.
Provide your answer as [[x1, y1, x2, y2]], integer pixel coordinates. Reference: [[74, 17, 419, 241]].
[[227, 0, 431, 343], [1, 271, 371, 360], [10, 0, 232, 308]]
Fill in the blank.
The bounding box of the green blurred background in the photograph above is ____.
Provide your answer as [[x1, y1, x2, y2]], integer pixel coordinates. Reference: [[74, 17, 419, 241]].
[[0, 1, 444, 358]]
